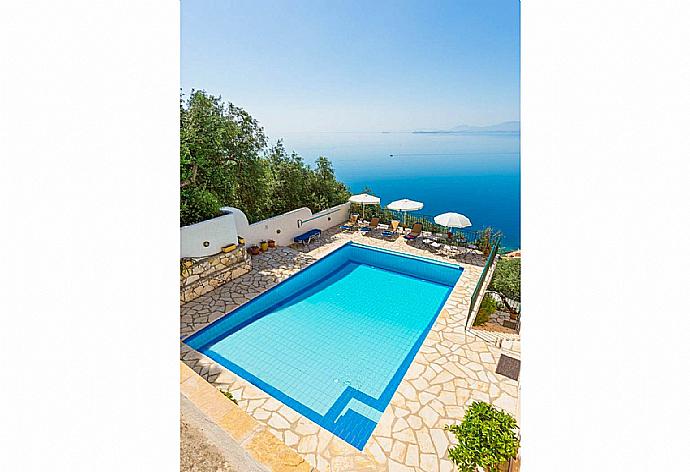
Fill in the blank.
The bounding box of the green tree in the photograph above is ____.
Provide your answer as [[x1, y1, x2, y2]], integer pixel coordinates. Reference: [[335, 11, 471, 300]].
[[180, 90, 350, 226], [445, 402, 520, 472], [266, 141, 312, 215], [310, 156, 350, 211]]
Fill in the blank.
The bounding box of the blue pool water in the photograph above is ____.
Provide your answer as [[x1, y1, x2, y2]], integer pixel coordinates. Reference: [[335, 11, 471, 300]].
[[185, 242, 463, 449]]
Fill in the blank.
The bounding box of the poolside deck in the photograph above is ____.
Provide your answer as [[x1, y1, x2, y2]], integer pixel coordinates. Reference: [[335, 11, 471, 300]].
[[180, 226, 520, 472]]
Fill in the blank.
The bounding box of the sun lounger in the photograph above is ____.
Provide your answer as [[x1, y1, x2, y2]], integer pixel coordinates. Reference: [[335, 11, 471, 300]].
[[340, 214, 359, 231], [294, 228, 321, 246], [360, 217, 380, 232], [382, 220, 400, 238], [404, 222, 423, 240]]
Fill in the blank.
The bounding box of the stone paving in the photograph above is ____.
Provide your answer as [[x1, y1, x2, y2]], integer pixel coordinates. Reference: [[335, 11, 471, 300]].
[[180, 226, 520, 472]]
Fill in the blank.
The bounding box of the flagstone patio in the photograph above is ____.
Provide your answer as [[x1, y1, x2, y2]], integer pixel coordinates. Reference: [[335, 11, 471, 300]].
[[180, 226, 520, 472]]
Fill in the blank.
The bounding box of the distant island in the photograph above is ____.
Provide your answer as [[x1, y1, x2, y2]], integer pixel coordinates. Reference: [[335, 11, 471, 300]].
[[412, 121, 520, 134]]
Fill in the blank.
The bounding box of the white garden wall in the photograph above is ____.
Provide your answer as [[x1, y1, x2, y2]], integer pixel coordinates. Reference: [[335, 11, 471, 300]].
[[225, 202, 350, 247], [180, 211, 239, 258], [181, 203, 350, 257]]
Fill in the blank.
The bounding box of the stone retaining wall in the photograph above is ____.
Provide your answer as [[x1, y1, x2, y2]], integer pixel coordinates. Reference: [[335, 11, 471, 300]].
[[180, 246, 251, 304]]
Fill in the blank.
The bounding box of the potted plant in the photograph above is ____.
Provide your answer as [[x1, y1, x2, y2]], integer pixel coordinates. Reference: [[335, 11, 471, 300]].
[[445, 401, 519, 472], [259, 240, 269, 252], [238, 236, 245, 245], [249, 245, 260, 255], [268, 239, 276, 248]]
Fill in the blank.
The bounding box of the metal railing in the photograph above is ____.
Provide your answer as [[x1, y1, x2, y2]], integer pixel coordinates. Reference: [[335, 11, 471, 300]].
[[465, 240, 500, 328], [297, 206, 344, 228]]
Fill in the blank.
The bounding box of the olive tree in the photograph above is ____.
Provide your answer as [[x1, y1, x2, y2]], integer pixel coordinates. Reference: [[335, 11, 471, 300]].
[[180, 90, 350, 226]]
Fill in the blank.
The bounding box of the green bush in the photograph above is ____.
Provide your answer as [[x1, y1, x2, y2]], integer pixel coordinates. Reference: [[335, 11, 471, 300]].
[[474, 295, 497, 326], [180, 187, 222, 227], [489, 258, 521, 302], [445, 401, 520, 472]]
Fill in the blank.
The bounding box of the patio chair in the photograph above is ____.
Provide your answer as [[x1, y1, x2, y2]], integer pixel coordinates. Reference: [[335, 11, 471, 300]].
[[382, 220, 399, 239], [340, 214, 359, 231], [360, 217, 380, 232], [404, 222, 423, 240]]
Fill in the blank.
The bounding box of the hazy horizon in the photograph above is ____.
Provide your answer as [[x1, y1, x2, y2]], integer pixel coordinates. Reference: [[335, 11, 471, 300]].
[[181, 0, 520, 135]]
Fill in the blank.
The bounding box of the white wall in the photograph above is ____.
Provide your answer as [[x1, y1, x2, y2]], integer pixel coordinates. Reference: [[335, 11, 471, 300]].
[[226, 203, 350, 247], [180, 211, 239, 258]]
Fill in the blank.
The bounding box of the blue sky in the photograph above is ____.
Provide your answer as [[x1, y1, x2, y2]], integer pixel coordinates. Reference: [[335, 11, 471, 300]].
[[181, 0, 519, 134]]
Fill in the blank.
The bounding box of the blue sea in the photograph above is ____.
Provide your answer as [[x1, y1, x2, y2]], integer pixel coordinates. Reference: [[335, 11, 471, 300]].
[[278, 131, 520, 250]]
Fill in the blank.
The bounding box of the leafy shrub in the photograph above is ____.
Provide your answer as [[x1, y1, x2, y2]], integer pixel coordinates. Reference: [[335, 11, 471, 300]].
[[445, 401, 520, 472], [180, 187, 222, 227], [473, 294, 497, 326], [489, 258, 521, 302]]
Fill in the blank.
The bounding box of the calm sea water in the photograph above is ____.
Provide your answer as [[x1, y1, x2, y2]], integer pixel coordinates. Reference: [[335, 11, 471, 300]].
[[277, 132, 520, 250]]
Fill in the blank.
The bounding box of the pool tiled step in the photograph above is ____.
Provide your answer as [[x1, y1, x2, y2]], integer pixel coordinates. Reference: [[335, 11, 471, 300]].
[[331, 410, 377, 451]]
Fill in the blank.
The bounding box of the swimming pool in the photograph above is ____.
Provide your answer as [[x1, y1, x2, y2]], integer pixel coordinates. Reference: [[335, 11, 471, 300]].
[[185, 242, 463, 449]]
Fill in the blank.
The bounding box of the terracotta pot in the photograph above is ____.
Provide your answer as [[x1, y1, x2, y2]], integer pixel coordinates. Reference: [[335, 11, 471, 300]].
[[268, 239, 276, 248], [260, 240, 269, 252], [249, 245, 260, 255]]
